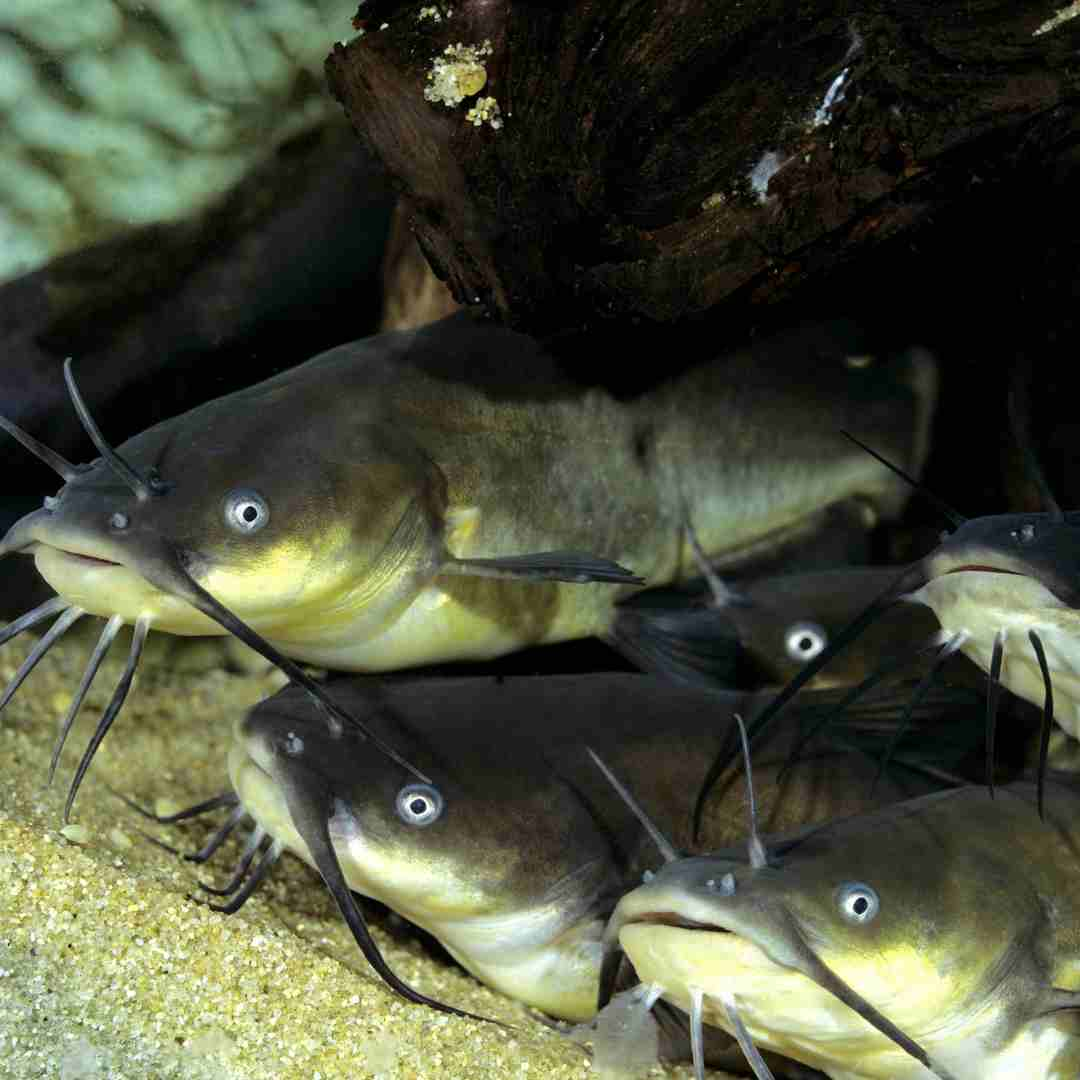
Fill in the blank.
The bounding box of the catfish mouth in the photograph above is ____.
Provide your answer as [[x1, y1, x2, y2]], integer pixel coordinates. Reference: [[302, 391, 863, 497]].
[[627, 911, 728, 933], [945, 564, 1021, 575], [51, 547, 123, 569], [228, 738, 301, 856]]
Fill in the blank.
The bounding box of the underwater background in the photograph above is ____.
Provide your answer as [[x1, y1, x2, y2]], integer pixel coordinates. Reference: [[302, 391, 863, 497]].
[[2, 2, 1079, 1078]]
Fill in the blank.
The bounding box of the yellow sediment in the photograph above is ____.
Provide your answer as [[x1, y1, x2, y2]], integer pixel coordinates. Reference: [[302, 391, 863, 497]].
[[0, 625, 729, 1080]]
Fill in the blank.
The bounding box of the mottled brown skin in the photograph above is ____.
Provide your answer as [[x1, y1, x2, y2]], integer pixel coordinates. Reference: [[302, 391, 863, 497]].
[[231, 673, 958, 1022], [2, 313, 933, 674]]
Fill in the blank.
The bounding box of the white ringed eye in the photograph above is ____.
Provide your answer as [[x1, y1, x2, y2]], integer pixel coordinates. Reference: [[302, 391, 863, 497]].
[[785, 620, 827, 663], [224, 488, 269, 534], [395, 783, 444, 827], [837, 882, 879, 923]]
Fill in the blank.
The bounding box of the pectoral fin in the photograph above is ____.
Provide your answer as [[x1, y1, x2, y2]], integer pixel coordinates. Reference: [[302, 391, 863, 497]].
[[443, 551, 645, 585], [607, 592, 741, 689]]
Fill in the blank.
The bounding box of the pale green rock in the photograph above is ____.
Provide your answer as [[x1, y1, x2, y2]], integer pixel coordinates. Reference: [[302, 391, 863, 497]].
[[0, 0, 360, 283]]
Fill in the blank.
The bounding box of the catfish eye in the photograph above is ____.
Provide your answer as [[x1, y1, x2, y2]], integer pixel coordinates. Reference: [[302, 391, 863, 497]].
[[837, 882, 879, 923], [395, 783, 444, 826], [224, 489, 269, 534], [785, 621, 827, 662]]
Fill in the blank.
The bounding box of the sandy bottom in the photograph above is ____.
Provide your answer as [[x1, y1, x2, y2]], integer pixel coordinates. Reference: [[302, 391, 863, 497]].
[[0, 619, 731, 1080]]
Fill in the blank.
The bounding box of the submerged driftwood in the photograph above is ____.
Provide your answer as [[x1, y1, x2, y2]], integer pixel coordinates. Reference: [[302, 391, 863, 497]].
[[327, 0, 1080, 335]]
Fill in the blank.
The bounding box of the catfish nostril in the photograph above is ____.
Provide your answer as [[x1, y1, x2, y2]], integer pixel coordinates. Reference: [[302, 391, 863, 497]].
[[110, 512, 130, 530], [147, 468, 171, 494]]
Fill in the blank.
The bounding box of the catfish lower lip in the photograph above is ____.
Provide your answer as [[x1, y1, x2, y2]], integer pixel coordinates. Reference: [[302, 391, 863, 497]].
[[943, 564, 1019, 575], [629, 911, 724, 932], [55, 548, 122, 568]]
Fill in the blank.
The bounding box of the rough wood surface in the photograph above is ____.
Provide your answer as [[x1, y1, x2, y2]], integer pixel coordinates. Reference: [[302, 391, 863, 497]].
[[327, 0, 1080, 335]]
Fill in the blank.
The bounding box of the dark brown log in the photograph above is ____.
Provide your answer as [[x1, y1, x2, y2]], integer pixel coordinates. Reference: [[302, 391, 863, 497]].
[[327, 0, 1080, 335]]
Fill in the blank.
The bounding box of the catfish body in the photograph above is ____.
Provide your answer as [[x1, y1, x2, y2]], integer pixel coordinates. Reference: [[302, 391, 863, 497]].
[[913, 516, 1080, 735], [609, 780, 1080, 1079], [2, 314, 936, 673], [227, 672, 963, 1022]]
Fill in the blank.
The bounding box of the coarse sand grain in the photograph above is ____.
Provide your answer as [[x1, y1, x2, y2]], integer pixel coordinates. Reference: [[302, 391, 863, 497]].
[[0, 619, 735, 1080]]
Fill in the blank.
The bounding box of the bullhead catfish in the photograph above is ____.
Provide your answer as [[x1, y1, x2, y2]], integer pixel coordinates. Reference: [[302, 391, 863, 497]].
[[0, 314, 936, 812], [697, 431, 1080, 823], [607, 780, 1080, 1080], [140, 673, 983, 1024]]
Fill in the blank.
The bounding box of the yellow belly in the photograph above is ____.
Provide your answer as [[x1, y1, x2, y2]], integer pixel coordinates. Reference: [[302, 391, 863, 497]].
[[263, 576, 616, 671]]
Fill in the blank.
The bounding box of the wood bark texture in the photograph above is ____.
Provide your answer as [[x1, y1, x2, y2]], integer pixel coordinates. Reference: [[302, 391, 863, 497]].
[[327, 0, 1080, 335]]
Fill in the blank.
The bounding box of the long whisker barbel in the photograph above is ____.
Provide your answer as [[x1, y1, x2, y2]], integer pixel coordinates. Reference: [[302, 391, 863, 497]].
[[871, 630, 968, 793], [840, 431, 967, 529], [776, 630, 951, 784], [64, 615, 150, 822], [586, 745, 680, 864], [49, 614, 123, 785], [733, 713, 767, 869], [281, 772, 504, 1026], [1030, 629, 1055, 821], [206, 839, 284, 915], [0, 596, 71, 648], [182, 805, 247, 865], [116, 791, 278, 912], [198, 826, 268, 897], [717, 991, 775, 1080], [0, 415, 84, 482], [985, 629, 1006, 797], [62, 358, 161, 500], [0, 605, 84, 713]]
